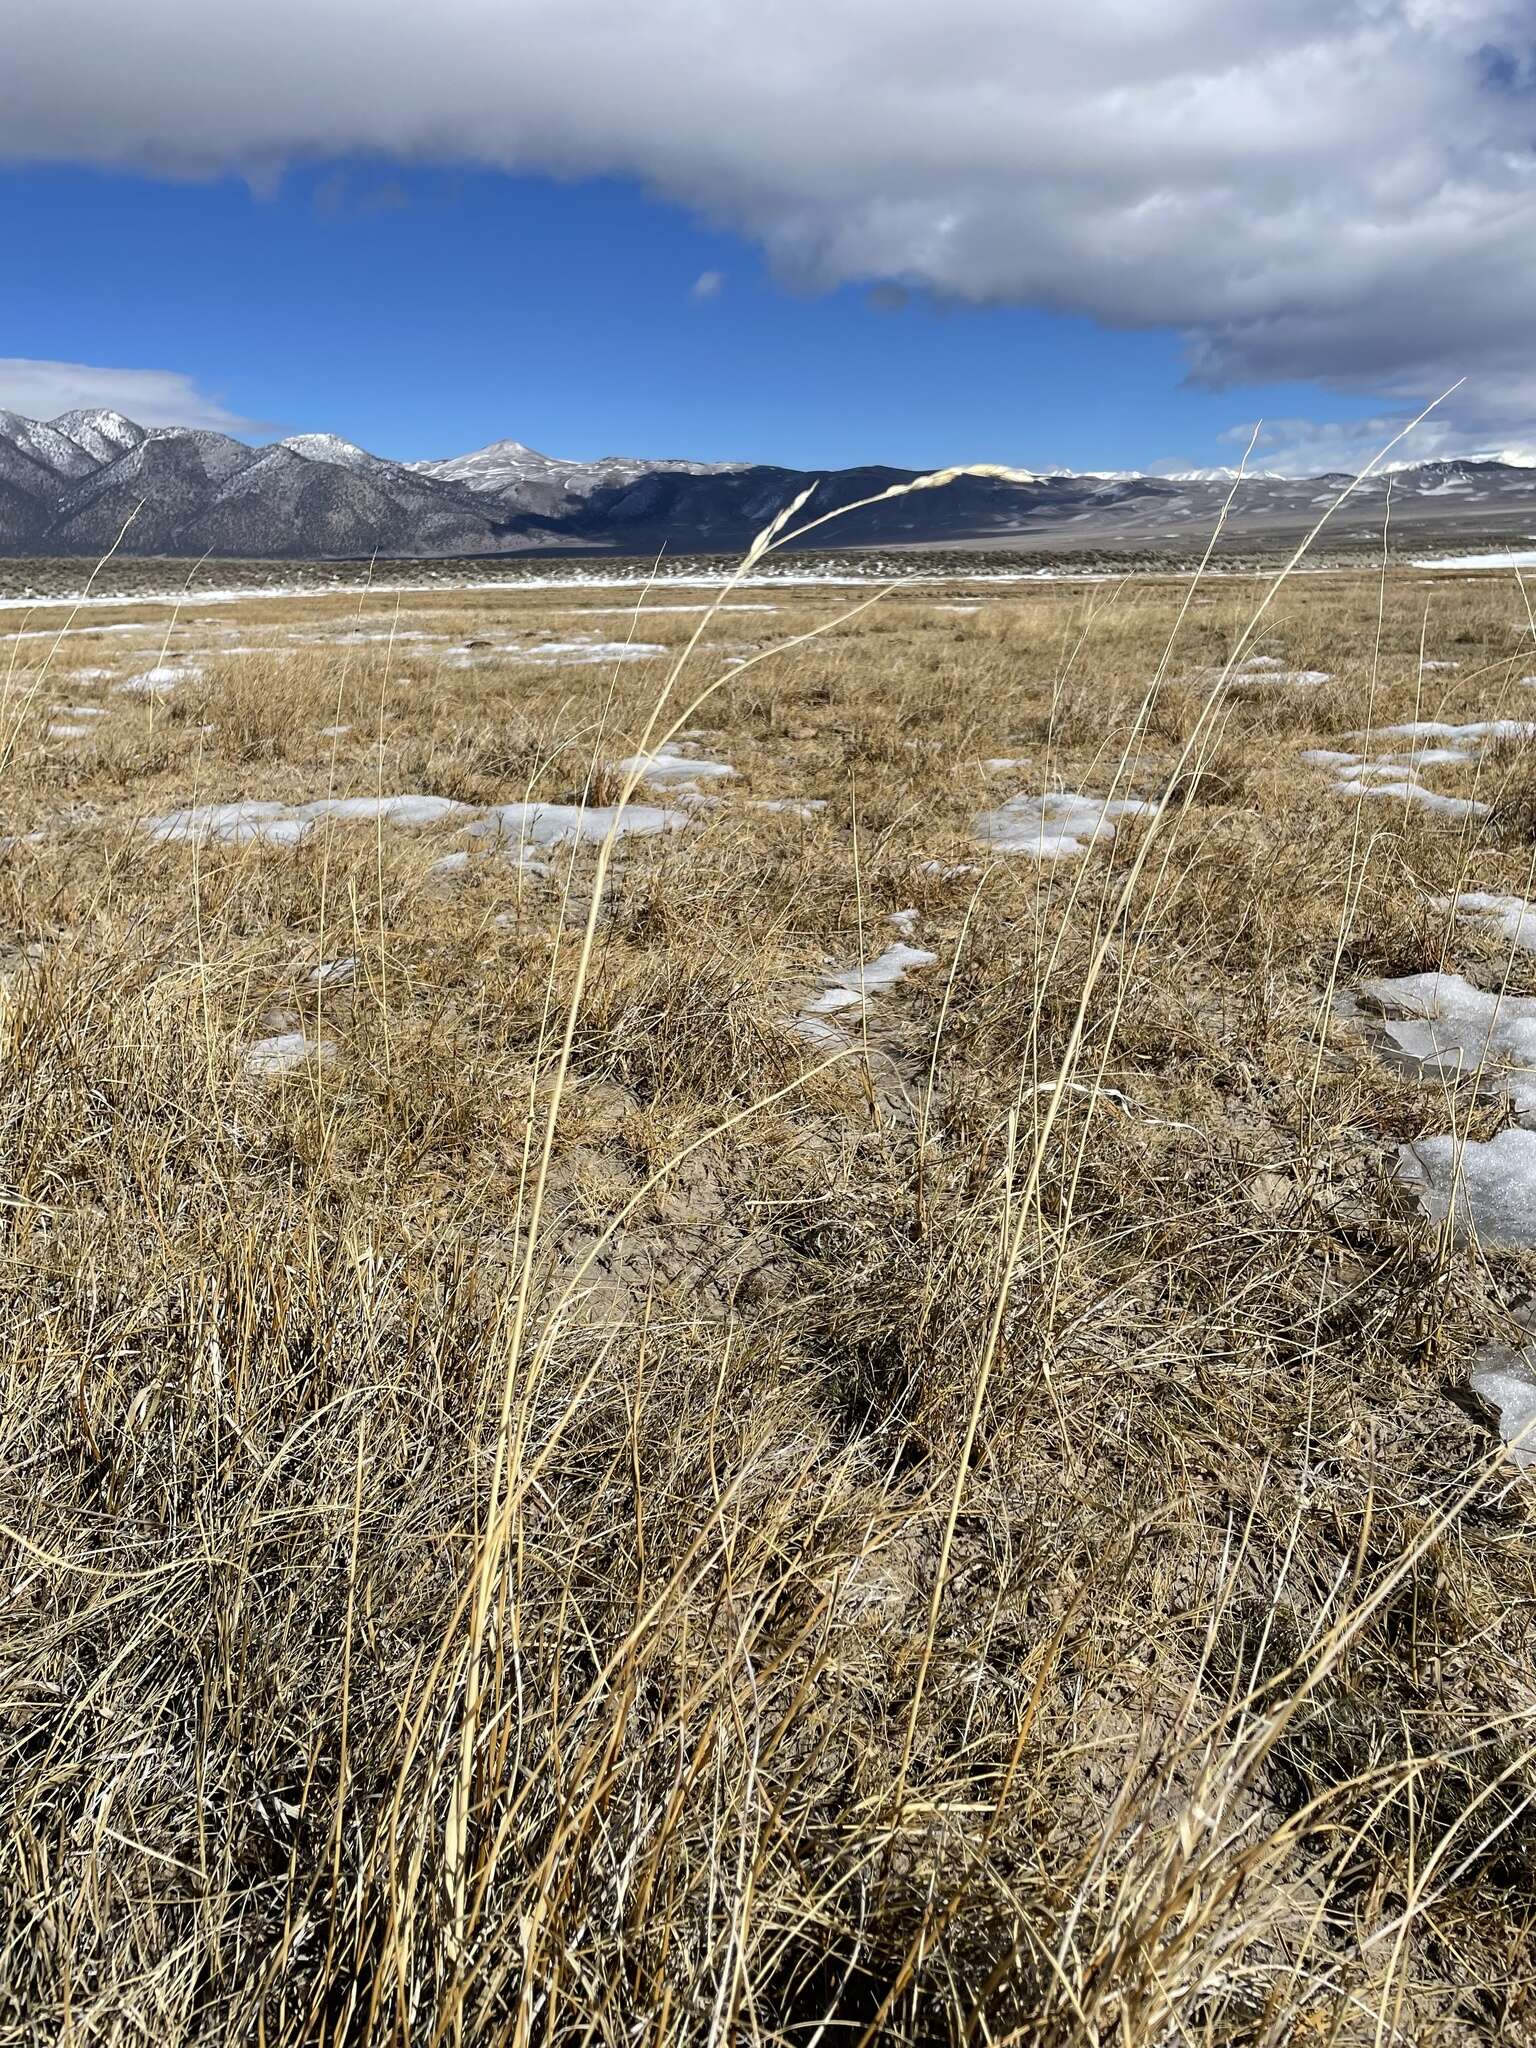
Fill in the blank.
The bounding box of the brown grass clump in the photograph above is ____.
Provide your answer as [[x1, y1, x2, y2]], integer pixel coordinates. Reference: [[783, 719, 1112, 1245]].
[[1, 540, 1535, 2045]]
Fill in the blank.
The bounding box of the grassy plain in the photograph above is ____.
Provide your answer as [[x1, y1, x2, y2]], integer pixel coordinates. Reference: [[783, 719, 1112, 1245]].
[[2, 551, 1535, 2043]]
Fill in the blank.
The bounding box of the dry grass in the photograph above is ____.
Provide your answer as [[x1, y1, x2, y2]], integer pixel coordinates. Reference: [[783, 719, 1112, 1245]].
[[1, 548, 1535, 2045]]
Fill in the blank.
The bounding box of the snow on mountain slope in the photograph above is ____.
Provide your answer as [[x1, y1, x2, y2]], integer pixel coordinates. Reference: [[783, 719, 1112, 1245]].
[[415, 438, 746, 498], [2, 405, 1536, 560], [49, 409, 147, 465], [279, 433, 386, 471], [0, 411, 101, 480]]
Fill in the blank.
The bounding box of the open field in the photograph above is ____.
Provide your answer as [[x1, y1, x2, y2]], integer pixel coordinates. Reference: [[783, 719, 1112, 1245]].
[[4, 545, 1536, 2043]]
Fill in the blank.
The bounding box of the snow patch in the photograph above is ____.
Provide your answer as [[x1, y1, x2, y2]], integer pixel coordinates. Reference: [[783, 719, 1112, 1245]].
[[1468, 1355, 1536, 1469], [115, 664, 203, 697], [1398, 1127, 1536, 1247], [244, 1031, 335, 1077], [1363, 971, 1536, 1114], [795, 940, 939, 1045], [1435, 891, 1536, 954], [754, 797, 826, 818], [462, 800, 690, 852], [146, 793, 475, 845], [1413, 549, 1536, 571], [612, 749, 736, 789], [973, 790, 1153, 858]]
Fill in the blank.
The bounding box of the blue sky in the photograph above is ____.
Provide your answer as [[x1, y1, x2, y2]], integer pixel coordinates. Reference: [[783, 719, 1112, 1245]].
[[0, 162, 1391, 472], [3, 2, 1533, 475]]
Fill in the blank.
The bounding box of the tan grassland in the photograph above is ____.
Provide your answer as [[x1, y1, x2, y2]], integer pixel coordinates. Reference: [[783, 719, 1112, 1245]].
[[2, 542, 1536, 2044]]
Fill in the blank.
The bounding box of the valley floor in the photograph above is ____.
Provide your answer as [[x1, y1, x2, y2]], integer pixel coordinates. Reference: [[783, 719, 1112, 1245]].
[[2, 553, 1536, 2043]]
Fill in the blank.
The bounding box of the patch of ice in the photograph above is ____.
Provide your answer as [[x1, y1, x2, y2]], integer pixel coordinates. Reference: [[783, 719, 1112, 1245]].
[[307, 794, 471, 828], [146, 793, 474, 845], [1413, 549, 1536, 571], [1364, 718, 1536, 745], [319, 724, 351, 738], [1243, 660, 1332, 683], [888, 909, 920, 937], [307, 958, 357, 989], [1398, 1127, 1536, 1246], [1394, 746, 1478, 768], [46, 723, 94, 741], [148, 802, 310, 847], [549, 603, 779, 615], [754, 798, 827, 817], [1435, 891, 1536, 953], [428, 846, 554, 878], [973, 790, 1154, 859], [1364, 971, 1536, 1114], [463, 800, 689, 851], [5, 622, 159, 642], [1468, 1356, 1536, 1469], [1307, 742, 1490, 817], [244, 1032, 335, 1077], [1303, 752, 1406, 781], [1341, 780, 1490, 819], [612, 750, 736, 788], [115, 664, 204, 696], [521, 640, 667, 665], [795, 940, 939, 1043], [982, 757, 1032, 772]]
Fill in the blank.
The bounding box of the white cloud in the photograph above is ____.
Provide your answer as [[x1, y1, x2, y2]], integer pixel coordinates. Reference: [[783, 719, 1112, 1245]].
[[690, 270, 725, 302], [3, 4, 1536, 447], [0, 358, 257, 434]]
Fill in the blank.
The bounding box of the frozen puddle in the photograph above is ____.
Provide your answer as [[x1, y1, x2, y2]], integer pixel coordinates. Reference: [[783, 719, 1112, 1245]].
[[1398, 1128, 1536, 1248], [973, 790, 1153, 858], [795, 937, 939, 1046], [1363, 971, 1536, 1114]]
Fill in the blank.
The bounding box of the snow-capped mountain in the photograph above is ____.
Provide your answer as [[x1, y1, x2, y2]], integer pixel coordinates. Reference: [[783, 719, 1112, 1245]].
[[0, 409, 1534, 559]]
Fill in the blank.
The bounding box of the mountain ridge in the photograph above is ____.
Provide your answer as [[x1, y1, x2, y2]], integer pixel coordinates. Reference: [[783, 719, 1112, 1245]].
[[1, 408, 1534, 559]]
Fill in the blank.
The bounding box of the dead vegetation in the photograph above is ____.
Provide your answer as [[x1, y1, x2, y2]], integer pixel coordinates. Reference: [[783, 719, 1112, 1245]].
[[0, 551, 1534, 2045]]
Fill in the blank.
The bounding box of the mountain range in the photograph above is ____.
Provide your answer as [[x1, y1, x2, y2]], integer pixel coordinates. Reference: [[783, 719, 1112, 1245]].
[[1, 407, 1534, 560]]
